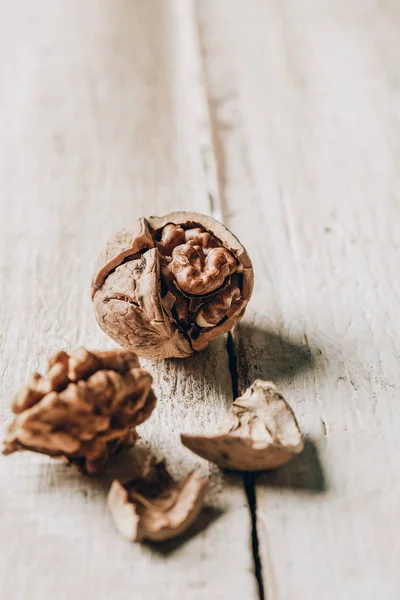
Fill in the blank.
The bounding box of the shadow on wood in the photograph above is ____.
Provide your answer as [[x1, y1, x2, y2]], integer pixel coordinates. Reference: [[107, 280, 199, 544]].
[[144, 505, 224, 556], [34, 460, 111, 496], [256, 438, 327, 493], [36, 444, 154, 496], [232, 323, 315, 389]]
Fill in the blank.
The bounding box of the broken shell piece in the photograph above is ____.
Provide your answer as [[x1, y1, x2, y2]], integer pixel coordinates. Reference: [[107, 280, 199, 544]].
[[107, 457, 208, 542], [181, 380, 304, 471]]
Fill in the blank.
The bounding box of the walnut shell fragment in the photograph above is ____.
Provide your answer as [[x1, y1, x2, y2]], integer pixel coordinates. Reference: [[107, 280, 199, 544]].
[[181, 380, 304, 471], [92, 212, 253, 359], [107, 457, 208, 542], [3, 348, 156, 474]]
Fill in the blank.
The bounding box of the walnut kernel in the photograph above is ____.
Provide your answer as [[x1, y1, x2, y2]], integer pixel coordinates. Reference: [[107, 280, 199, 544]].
[[3, 348, 156, 474]]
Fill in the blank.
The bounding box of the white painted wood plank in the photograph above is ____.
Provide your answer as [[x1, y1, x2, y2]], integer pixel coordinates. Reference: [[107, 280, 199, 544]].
[[197, 1, 400, 598], [0, 2, 256, 598]]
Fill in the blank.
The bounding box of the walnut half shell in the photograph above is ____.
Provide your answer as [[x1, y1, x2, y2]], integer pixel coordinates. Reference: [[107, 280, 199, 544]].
[[3, 348, 156, 474], [181, 380, 304, 471], [107, 457, 208, 542], [92, 212, 254, 359]]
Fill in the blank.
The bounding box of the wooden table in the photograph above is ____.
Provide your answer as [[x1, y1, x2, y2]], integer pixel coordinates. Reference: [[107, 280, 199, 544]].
[[1, 1, 399, 598]]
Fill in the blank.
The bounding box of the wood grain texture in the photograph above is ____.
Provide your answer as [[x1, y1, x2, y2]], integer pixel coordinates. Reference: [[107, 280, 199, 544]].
[[197, 0, 400, 598], [0, 2, 256, 599]]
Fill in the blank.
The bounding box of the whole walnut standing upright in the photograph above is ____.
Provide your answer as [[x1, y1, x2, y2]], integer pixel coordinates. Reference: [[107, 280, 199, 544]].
[[3, 348, 156, 474], [92, 212, 254, 359]]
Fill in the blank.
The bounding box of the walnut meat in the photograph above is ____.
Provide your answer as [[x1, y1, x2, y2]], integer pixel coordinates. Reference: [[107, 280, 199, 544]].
[[181, 380, 304, 471], [107, 457, 208, 542], [92, 212, 254, 359], [3, 348, 156, 474]]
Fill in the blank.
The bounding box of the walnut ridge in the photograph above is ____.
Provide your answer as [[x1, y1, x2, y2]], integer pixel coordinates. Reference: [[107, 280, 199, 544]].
[[181, 380, 304, 471], [92, 212, 254, 359], [107, 457, 208, 542], [3, 348, 156, 474]]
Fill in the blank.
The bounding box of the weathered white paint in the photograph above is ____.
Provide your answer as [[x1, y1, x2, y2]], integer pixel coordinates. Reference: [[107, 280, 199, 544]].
[[0, 2, 256, 599], [3, 0, 399, 597], [197, 0, 400, 598]]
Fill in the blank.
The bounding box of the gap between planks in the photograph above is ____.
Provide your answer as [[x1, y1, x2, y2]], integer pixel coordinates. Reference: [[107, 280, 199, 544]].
[[228, 331, 266, 600], [192, 4, 266, 597]]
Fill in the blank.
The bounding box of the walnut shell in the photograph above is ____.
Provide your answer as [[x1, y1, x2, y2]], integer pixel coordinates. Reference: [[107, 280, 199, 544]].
[[181, 380, 304, 471], [107, 457, 208, 542], [92, 212, 254, 359], [3, 348, 156, 474]]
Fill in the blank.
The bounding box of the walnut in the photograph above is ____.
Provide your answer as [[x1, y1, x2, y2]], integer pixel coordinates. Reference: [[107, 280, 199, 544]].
[[181, 380, 304, 471], [107, 457, 208, 542], [196, 283, 242, 328], [92, 212, 254, 359], [3, 348, 156, 474], [170, 243, 236, 295]]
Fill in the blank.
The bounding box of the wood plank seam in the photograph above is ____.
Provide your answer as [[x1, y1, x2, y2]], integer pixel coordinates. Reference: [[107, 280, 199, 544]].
[[226, 329, 265, 599], [192, 4, 266, 597]]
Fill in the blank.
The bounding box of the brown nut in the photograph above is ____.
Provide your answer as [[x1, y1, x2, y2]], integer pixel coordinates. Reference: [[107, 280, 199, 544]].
[[171, 243, 236, 296], [196, 284, 242, 328], [3, 348, 156, 474], [181, 380, 304, 471], [92, 212, 254, 359], [107, 457, 208, 542]]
